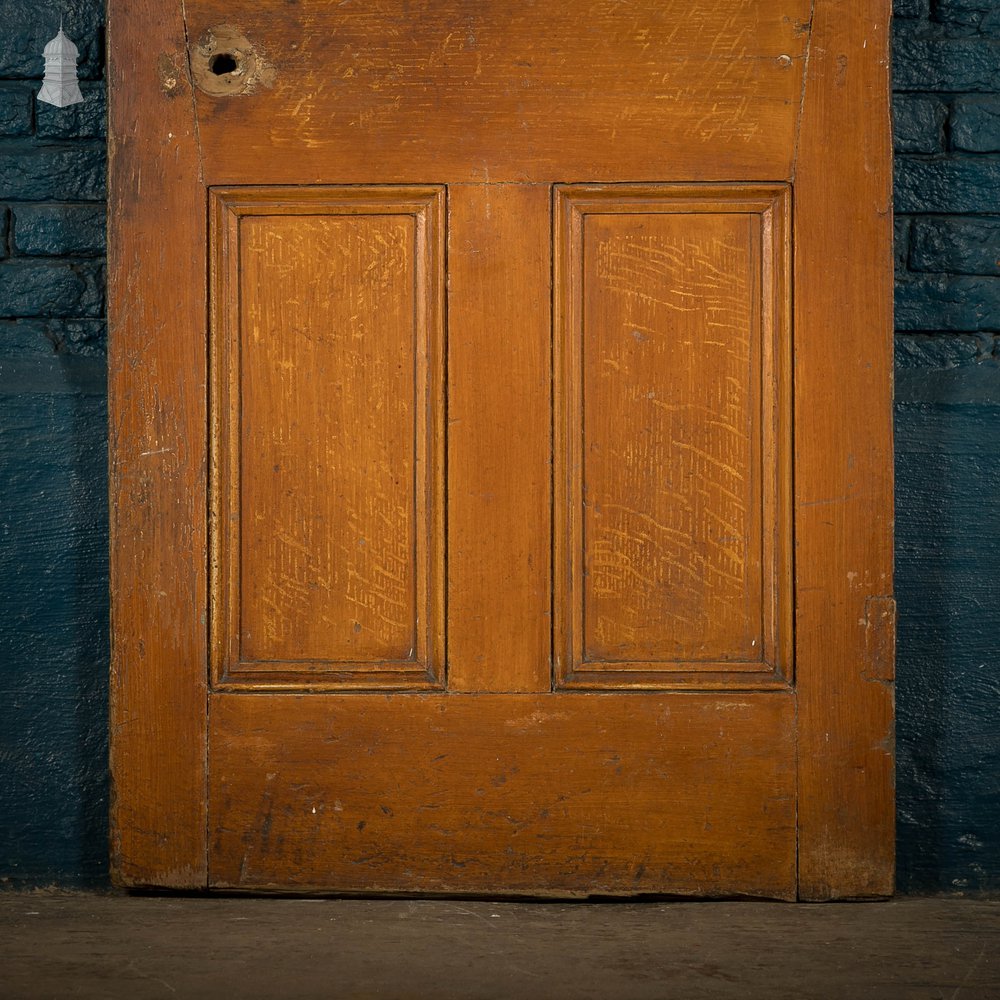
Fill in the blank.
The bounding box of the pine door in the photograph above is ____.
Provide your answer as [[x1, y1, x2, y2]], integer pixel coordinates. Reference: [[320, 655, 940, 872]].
[[109, 0, 895, 899]]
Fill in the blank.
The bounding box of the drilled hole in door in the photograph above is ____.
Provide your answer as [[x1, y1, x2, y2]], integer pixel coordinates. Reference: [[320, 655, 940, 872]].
[[210, 53, 238, 75]]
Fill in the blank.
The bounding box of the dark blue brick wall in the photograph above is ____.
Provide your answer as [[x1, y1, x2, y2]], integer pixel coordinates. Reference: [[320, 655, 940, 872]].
[[0, 1, 998, 893], [951, 96, 1000, 151], [893, 0, 1000, 895], [0, 0, 108, 887]]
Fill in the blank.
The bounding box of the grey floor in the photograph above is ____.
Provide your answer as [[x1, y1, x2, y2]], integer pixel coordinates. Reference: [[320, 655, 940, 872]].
[[1, 894, 998, 999]]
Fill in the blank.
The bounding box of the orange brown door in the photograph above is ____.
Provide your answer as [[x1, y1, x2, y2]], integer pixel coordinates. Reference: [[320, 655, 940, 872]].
[[109, 1, 895, 899]]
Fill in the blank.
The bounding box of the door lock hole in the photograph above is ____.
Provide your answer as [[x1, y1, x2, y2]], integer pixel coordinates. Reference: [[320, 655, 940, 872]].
[[209, 53, 239, 75], [191, 24, 276, 96]]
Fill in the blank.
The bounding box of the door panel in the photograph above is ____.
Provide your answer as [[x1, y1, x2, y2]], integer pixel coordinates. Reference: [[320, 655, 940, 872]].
[[554, 185, 792, 689], [109, 0, 895, 899], [210, 692, 796, 897], [210, 187, 446, 690]]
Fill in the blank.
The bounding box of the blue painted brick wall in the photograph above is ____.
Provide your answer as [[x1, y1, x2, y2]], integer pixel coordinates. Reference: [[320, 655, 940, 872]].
[[893, 0, 1000, 895], [0, 0, 109, 887], [1, 1, 998, 892]]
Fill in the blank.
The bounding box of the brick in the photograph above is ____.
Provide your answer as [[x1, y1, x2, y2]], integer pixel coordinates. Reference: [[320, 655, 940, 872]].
[[0, 87, 33, 137], [894, 333, 998, 369], [934, 0, 1000, 33], [0, 0, 104, 80], [951, 97, 1000, 152], [11, 204, 105, 256], [894, 0, 930, 18], [0, 259, 104, 318], [0, 318, 105, 357], [893, 95, 948, 153], [0, 145, 105, 201], [910, 217, 1000, 275], [894, 156, 1000, 213], [0, 208, 9, 259], [895, 274, 1000, 331], [892, 35, 1000, 91], [35, 84, 106, 140]]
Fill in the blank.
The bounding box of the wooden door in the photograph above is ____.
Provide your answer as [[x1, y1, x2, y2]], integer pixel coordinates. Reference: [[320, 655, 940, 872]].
[[109, 1, 895, 899]]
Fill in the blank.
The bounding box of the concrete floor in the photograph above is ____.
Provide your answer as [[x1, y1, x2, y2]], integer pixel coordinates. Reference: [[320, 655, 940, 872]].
[[1, 894, 998, 999]]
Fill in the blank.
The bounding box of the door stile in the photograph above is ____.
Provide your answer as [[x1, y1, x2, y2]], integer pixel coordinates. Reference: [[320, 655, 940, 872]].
[[108, 0, 209, 888], [793, 0, 895, 899]]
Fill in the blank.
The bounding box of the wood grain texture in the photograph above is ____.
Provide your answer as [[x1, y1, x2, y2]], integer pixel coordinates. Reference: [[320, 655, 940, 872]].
[[239, 215, 418, 664], [209, 187, 445, 691], [8, 897, 1000, 1000], [180, 0, 811, 185], [793, 0, 895, 899], [554, 185, 792, 690], [110, 0, 894, 898], [209, 692, 797, 898], [107, 0, 208, 887], [446, 185, 551, 693]]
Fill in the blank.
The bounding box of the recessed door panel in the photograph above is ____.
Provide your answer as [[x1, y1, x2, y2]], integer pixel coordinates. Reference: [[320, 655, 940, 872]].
[[209, 187, 446, 690], [554, 185, 792, 689]]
